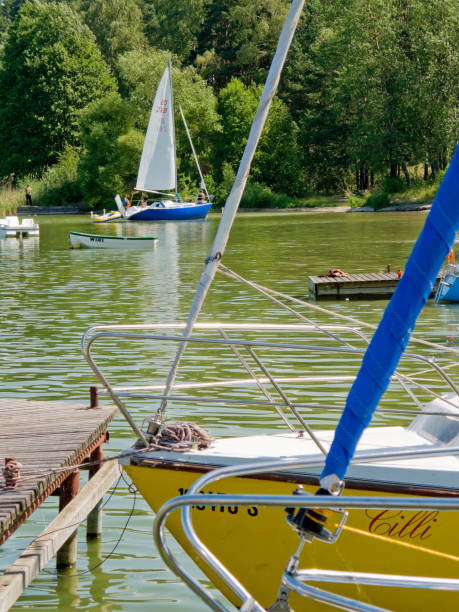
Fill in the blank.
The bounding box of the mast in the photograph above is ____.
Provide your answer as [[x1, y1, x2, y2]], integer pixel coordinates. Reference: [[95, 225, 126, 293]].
[[179, 104, 209, 200], [152, 0, 306, 425], [168, 55, 178, 199]]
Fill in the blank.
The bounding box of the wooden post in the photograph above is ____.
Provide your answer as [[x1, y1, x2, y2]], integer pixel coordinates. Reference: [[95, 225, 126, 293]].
[[56, 469, 80, 568], [89, 386, 99, 409], [86, 444, 103, 538], [0, 461, 119, 611]]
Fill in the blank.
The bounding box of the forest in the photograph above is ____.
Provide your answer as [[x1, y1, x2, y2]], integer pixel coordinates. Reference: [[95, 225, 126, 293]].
[[0, 0, 457, 209]]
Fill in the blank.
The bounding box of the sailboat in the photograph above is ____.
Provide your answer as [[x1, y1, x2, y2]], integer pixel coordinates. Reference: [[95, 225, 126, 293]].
[[115, 58, 212, 222], [83, 1, 459, 610], [434, 249, 459, 302]]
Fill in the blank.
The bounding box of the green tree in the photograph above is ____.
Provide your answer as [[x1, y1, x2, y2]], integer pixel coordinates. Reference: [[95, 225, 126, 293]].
[[80, 0, 146, 72], [215, 78, 301, 194], [0, 0, 24, 39], [283, 0, 353, 192], [289, 0, 458, 191], [77, 91, 140, 207], [196, 0, 290, 89], [214, 78, 259, 171], [0, 0, 116, 177], [141, 0, 207, 62]]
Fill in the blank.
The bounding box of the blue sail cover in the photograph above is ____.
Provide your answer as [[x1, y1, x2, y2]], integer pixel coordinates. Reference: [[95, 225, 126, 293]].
[[321, 145, 459, 481]]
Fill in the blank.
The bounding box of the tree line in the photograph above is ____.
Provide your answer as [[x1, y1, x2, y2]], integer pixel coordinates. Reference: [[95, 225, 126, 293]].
[[0, 0, 457, 207]]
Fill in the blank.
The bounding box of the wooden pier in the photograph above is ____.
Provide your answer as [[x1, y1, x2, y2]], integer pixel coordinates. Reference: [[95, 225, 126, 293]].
[[0, 394, 119, 611], [308, 271, 440, 300]]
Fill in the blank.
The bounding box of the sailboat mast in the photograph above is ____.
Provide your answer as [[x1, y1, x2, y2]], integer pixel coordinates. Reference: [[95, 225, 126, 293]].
[[154, 0, 306, 423], [179, 105, 209, 200], [168, 56, 178, 199]]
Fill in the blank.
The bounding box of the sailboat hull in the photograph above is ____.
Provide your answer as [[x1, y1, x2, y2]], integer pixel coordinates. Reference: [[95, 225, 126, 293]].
[[126, 202, 212, 221], [123, 457, 459, 612], [122, 422, 459, 611], [435, 265, 459, 302]]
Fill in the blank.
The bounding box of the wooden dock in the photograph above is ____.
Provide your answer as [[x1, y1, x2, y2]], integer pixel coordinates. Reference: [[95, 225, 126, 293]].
[[0, 395, 119, 611], [308, 271, 440, 300]]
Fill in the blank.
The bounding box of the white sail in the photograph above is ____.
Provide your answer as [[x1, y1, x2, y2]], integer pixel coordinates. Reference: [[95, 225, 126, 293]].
[[135, 64, 176, 193]]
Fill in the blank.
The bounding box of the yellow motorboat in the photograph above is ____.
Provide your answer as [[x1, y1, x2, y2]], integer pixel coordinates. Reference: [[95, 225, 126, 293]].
[[91, 210, 122, 223]]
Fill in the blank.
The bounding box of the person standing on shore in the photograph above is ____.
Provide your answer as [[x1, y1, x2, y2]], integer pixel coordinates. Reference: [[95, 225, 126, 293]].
[[25, 184, 32, 205]]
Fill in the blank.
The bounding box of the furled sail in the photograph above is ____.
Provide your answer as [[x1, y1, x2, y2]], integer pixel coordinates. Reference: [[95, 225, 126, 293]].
[[321, 145, 459, 488], [135, 63, 176, 193]]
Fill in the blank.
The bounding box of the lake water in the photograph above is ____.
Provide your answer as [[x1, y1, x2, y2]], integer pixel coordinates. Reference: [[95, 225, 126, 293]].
[[1, 210, 458, 611]]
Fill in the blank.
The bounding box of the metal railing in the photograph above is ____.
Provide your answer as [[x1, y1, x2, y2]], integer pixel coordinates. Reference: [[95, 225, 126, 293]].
[[82, 322, 459, 443]]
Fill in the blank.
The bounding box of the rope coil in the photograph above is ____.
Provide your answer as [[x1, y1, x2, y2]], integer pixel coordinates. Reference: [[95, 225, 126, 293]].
[[149, 422, 214, 452], [3, 458, 22, 489]]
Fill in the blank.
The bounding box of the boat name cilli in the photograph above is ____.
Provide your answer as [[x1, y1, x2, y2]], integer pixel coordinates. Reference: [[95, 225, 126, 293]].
[[365, 509, 439, 540]]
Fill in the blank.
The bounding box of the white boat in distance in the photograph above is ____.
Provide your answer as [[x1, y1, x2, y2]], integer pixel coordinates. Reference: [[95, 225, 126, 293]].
[[69, 231, 157, 249], [0, 216, 39, 237], [115, 58, 212, 222]]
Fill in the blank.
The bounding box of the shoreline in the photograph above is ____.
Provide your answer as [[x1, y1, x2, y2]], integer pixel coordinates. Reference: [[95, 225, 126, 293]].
[[232, 202, 432, 214], [16, 202, 432, 216]]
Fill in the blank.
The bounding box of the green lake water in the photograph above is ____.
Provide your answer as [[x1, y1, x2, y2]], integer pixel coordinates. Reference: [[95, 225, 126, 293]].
[[1, 210, 458, 610]]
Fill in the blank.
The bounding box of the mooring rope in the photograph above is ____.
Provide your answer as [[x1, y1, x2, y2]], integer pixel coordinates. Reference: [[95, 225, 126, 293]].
[[148, 421, 214, 451], [0, 422, 214, 492]]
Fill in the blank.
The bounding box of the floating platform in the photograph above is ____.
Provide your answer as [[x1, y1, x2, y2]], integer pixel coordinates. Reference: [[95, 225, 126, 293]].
[[308, 271, 440, 300]]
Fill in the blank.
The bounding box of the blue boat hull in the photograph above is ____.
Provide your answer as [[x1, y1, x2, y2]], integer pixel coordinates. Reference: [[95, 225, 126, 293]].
[[127, 202, 212, 221], [435, 268, 459, 302]]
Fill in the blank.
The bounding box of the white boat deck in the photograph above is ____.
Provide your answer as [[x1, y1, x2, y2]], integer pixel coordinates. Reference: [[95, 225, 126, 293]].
[[124, 392, 459, 490]]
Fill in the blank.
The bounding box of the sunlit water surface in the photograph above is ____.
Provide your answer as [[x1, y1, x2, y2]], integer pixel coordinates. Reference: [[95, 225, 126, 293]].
[[1, 211, 458, 610]]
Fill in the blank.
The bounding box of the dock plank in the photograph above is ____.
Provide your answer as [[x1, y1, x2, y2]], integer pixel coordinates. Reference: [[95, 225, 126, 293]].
[[0, 398, 118, 543]]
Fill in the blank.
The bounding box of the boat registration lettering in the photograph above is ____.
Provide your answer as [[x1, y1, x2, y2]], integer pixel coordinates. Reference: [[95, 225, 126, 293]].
[[365, 510, 438, 540], [89, 237, 104, 242], [156, 99, 168, 114], [178, 488, 258, 517]]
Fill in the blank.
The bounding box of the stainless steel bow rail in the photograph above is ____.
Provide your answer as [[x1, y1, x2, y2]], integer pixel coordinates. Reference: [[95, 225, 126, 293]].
[[152, 453, 459, 612], [81, 322, 459, 447]]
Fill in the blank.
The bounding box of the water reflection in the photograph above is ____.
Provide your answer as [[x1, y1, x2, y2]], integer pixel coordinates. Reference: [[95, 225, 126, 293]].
[[435, 302, 459, 346], [2, 211, 457, 611], [0, 235, 39, 253]]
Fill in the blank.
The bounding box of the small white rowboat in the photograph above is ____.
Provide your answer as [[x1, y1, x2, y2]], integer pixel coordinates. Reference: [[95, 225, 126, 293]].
[[69, 231, 157, 249]]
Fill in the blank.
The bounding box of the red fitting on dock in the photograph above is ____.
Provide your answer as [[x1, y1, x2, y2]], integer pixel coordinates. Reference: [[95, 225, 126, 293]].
[[89, 386, 99, 409], [3, 457, 22, 489]]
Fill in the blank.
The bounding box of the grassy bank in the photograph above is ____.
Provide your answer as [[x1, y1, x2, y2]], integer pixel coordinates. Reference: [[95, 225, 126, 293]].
[[347, 175, 442, 210], [0, 185, 27, 216]]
